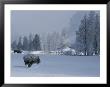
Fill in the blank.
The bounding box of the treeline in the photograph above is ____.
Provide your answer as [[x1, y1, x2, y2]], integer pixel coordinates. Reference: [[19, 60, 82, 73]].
[[11, 34, 41, 51], [41, 30, 69, 52], [12, 30, 69, 52]]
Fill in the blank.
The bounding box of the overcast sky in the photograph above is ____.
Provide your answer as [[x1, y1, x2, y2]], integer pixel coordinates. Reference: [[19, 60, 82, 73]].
[[11, 10, 99, 42]]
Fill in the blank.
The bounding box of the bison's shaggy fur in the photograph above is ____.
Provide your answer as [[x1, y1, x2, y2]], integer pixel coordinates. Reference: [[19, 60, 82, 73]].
[[23, 54, 40, 67]]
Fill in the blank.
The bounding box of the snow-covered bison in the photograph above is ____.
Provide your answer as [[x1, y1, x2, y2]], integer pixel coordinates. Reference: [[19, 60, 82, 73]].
[[23, 54, 40, 67], [14, 49, 22, 53]]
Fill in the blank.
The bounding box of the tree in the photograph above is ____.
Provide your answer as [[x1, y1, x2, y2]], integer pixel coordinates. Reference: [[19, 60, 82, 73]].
[[87, 11, 100, 55], [28, 34, 33, 51], [11, 40, 17, 50], [60, 29, 69, 48], [87, 11, 96, 55], [51, 32, 62, 51], [40, 34, 47, 51], [17, 36, 23, 50], [93, 34, 98, 55], [93, 13, 100, 55], [75, 15, 88, 55], [22, 36, 29, 50], [32, 34, 41, 51], [46, 33, 52, 51], [75, 11, 100, 56]]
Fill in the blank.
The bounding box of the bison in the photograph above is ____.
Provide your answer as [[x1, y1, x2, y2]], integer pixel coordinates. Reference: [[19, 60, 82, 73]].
[[14, 49, 22, 53], [23, 54, 40, 67]]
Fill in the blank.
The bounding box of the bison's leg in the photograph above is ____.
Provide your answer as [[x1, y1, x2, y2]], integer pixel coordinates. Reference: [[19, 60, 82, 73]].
[[27, 62, 32, 67], [28, 64, 31, 67], [24, 60, 27, 65], [37, 58, 40, 64], [25, 62, 27, 65]]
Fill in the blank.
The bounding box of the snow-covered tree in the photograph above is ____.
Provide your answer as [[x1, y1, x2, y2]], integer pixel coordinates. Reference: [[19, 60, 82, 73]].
[[75, 15, 88, 55], [32, 34, 41, 51], [46, 33, 52, 51], [11, 40, 17, 50], [93, 13, 100, 55], [86, 11, 100, 55], [87, 11, 96, 55], [28, 34, 34, 51], [17, 36, 23, 50], [75, 11, 100, 56], [60, 29, 69, 48], [22, 36, 29, 50]]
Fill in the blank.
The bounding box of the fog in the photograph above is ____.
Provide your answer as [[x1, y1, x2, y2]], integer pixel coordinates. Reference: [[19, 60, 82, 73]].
[[11, 10, 93, 42]]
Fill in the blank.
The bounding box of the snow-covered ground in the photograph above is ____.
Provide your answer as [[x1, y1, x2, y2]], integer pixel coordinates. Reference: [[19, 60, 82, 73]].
[[11, 52, 100, 77]]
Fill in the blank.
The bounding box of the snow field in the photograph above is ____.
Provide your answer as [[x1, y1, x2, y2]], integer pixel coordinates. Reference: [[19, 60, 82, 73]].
[[11, 53, 100, 77]]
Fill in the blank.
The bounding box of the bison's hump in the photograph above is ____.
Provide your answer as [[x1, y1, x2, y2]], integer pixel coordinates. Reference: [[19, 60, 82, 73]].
[[23, 54, 39, 60]]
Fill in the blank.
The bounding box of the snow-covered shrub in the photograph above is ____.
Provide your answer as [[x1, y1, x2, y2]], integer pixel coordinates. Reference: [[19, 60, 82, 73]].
[[23, 54, 40, 67], [75, 51, 85, 56], [63, 50, 73, 56], [62, 47, 76, 56]]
